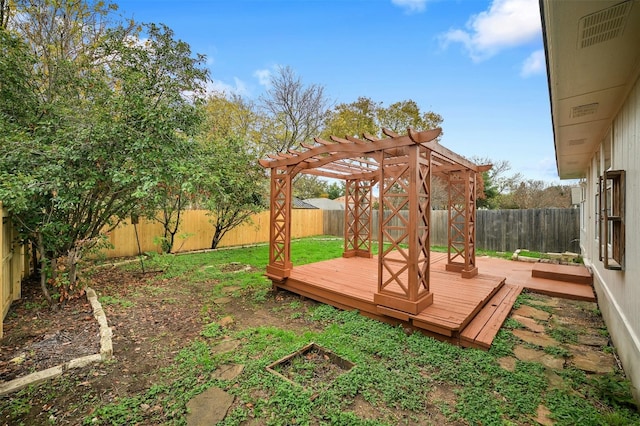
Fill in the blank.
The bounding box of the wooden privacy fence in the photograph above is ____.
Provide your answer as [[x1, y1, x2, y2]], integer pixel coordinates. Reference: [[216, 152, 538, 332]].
[[324, 208, 580, 254], [1, 203, 27, 338], [103, 209, 324, 258]]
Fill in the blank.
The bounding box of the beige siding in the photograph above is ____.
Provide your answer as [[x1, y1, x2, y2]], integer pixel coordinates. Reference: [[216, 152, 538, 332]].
[[583, 75, 640, 401], [102, 209, 324, 258]]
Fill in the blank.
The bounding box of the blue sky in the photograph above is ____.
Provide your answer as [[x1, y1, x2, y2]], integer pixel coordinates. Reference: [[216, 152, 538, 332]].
[[116, 0, 558, 182]]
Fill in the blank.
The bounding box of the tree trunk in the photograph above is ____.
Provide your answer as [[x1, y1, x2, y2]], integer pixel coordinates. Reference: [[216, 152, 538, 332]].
[[37, 233, 53, 305]]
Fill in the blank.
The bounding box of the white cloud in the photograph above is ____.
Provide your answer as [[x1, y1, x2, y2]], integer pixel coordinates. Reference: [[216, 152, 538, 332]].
[[253, 68, 272, 88], [440, 0, 541, 61], [391, 0, 429, 14], [520, 49, 545, 77], [205, 77, 249, 97]]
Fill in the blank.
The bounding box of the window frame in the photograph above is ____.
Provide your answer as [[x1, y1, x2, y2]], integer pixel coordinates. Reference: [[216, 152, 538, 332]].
[[600, 169, 625, 270]]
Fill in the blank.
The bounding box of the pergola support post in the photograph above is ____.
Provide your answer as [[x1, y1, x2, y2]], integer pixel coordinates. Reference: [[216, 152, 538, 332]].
[[266, 167, 293, 281], [445, 170, 478, 278], [374, 145, 433, 316], [343, 178, 373, 258]]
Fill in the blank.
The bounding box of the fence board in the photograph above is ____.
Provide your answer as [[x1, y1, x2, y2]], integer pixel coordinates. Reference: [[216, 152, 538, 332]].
[[323, 208, 579, 254], [103, 209, 324, 258], [1, 204, 25, 338]]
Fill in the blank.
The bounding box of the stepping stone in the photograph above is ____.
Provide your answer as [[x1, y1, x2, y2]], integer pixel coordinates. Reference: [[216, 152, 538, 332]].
[[514, 345, 564, 370], [536, 405, 554, 426], [222, 286, 241, 294], [512, 329, 557, 348], [186, 387, 234, 426], [545, 369, 567, 391], [577, 333, 608, 347], [567, 345, 616, 374], [212, 364, 244, 381], [219, 316, 234, 327], [513, 305, 551, 321], [497, 357, 516, 372], [512, 315, 546, 333], [213, 297, 232, 305], [211, 339, 240, 355]]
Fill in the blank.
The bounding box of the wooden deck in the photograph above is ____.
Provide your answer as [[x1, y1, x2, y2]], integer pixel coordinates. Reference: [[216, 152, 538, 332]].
[[274, 253, 517, 348], [474, 256, 595, 302], [272, 253, 595, 349]]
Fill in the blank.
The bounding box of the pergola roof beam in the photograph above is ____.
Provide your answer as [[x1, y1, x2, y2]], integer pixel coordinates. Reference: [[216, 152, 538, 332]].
[[260, 128, 442, 169]]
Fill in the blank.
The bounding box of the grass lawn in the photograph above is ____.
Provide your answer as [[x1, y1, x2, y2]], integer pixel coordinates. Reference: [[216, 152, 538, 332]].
[[1, 237, 637, 425]]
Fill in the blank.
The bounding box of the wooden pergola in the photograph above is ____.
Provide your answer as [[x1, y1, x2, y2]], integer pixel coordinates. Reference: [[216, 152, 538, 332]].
[[260, 128, 492, 318]]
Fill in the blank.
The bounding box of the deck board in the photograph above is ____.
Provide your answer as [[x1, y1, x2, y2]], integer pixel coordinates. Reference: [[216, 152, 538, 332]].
[[460, 284, 523, 349]]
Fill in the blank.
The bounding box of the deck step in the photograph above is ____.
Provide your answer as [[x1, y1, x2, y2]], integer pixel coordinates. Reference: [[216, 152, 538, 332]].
[[531, 263, 592, 285], [459, 284, 523, 350]]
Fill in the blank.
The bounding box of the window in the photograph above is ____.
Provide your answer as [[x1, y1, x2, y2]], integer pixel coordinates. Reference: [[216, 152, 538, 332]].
[[600, 170, 625, 270]]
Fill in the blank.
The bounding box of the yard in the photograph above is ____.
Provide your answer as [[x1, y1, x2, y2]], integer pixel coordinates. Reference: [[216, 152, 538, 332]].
[[1, 238, 638, 425]]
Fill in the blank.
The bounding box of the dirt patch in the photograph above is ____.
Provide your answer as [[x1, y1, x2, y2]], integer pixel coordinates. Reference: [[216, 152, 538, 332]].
[[267, 342, 354, 391], [1, 277, 99, 382]]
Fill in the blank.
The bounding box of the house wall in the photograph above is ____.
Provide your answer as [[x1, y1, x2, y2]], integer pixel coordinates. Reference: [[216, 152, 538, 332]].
[[581, 75, 640, 401]]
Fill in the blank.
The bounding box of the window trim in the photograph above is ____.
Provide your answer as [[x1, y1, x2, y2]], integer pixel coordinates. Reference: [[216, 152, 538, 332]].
[[601, 169, 625, 270]]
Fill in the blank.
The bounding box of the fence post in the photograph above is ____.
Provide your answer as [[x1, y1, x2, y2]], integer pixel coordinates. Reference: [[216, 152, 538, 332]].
[[1, 202, 4, 338]]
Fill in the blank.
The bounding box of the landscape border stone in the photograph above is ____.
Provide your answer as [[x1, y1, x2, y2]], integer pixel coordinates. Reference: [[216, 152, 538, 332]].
[[0, 286, 112, 396]]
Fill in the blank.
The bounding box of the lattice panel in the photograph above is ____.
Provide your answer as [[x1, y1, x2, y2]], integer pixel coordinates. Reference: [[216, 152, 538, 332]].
[[448, 172, 466, 265], [269, 168, 291, 268], [466, 171, 477, 270], [379, 160, 411, 296], [446, 170, 477, 271], [356, 180, 373, 253], [378, 147, 432, 300], [416, 153, 431, 294], [345, 180, 358, 252], [344, 179, 373, 255]]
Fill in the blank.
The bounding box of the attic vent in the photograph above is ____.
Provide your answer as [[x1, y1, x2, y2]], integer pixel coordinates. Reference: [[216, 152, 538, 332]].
[[578, 1, 632, 48], [568, 139, 586, 146], [571, 103, 599, 118]]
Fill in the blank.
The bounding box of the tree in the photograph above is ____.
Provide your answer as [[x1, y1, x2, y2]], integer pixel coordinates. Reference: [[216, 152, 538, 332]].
[[198, 137, 266, 249], [0, 2, 209, 303], [143, 140, 202, 253], [326, 181, 344, 200], [322, 97, 443, 140], [259, 65, 331, 153], [320, 96, 380, 139], [0, 0, 10, 29], [292, 175, 329, 200], [203, 92, 260, 145], [470, 156, 522, 209], [377, 99, 443, 135], [508, 180, 573, 209], [0, 29, 36, 128]]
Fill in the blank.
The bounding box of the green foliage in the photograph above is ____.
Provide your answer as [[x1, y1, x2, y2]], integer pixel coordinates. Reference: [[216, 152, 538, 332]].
[[321, 96, 443, 140], [326, 181, 345, 200], [589, 373, 638, 410], [201, 322, 224, 339], [98, 295, 134, 308], [544, 345, 571, 358], [198, 136, 266, 249], [0, 2, 209, 301], [548, 326, 579, 344]]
